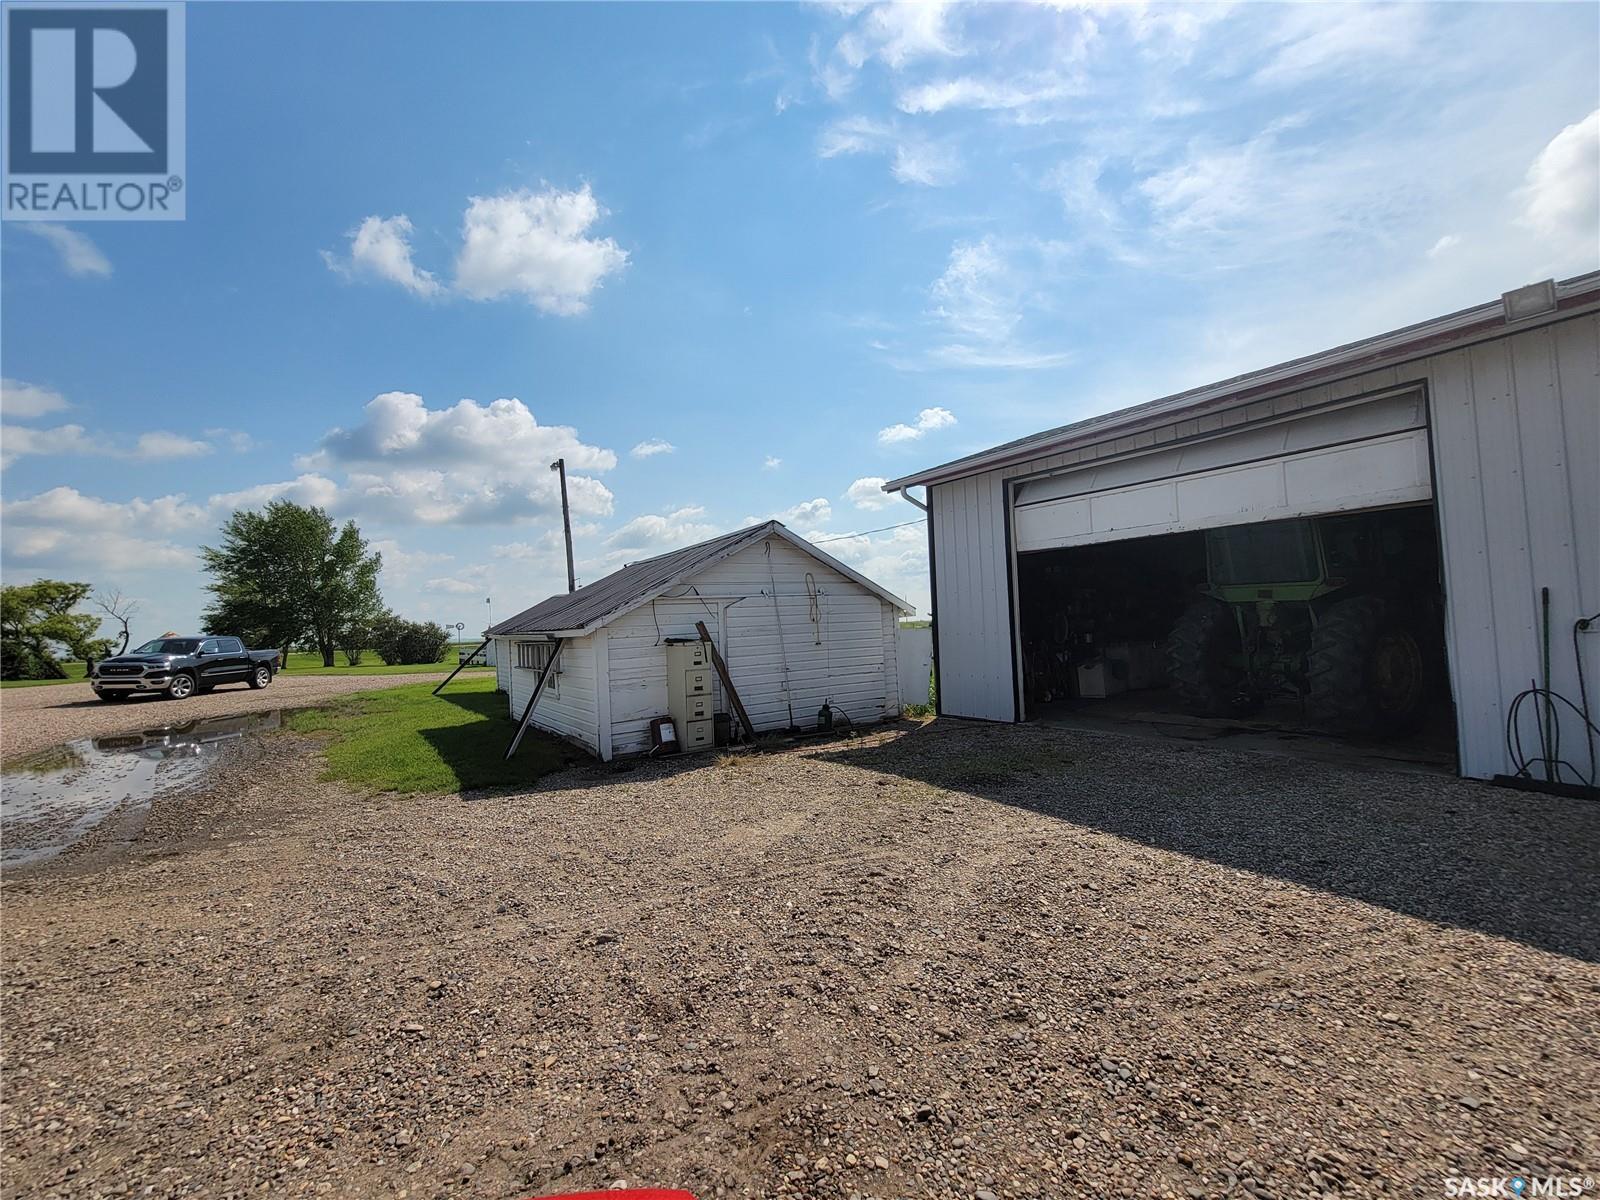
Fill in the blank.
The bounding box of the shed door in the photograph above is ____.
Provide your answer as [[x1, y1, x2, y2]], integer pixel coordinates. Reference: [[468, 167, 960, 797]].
[[1012, 390, 1432, 553]]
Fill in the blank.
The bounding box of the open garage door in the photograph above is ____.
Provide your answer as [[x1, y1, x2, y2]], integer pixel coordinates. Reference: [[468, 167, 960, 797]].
[[1013, 389, 1431, 552]]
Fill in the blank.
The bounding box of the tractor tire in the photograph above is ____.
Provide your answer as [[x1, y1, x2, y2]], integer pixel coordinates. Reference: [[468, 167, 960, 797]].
[[1166, 599, 1242, 717], [1307, 595, 1427, 735]]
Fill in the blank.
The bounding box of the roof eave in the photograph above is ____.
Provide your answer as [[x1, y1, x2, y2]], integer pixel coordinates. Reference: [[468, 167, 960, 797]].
[[885, 274, 1600, 491]]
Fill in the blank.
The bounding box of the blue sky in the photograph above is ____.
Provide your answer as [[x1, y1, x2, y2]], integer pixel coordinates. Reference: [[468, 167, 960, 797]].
[[3, 1, 1597, 635]]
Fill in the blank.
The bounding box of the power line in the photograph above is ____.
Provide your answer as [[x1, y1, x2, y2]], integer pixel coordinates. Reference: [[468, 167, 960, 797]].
[[811, 519, 922, 544]]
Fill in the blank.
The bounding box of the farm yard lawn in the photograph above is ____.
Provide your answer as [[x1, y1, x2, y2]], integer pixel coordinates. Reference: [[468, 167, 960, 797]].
[[0, 653, 493, 688], [2, 718, 1597, 1200], [0, 661, 88, 687], [287, 675, 578, 792], [280, 651, 494, 677]]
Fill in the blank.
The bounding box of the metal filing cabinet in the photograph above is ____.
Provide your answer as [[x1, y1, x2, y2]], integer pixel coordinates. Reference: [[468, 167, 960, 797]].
[[665, 639, 716, 752]]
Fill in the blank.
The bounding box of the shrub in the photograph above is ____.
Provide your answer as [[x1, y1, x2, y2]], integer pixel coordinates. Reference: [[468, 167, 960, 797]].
[[370, 614, 451, 666]]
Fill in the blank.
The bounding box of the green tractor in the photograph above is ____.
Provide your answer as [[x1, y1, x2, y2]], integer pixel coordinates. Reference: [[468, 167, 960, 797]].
[[1165, 508, 1440, 733]]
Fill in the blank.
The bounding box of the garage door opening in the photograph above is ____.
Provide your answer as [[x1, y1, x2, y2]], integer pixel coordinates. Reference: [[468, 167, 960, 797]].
[[1016, 503, 1457, 768]]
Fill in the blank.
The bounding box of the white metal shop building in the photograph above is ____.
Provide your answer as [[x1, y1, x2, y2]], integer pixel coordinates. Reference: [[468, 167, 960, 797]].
[[884, 274, 1600, 784]]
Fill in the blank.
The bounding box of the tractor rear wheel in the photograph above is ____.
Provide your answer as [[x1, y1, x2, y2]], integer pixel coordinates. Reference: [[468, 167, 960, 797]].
[[1307, 595, 1427, 734], [1166, 599, 1243, 717]]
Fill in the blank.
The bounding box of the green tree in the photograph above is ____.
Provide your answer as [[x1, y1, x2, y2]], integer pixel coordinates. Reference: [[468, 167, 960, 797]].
[[200, 501, 384, 667], [1, 580, 114, 680]]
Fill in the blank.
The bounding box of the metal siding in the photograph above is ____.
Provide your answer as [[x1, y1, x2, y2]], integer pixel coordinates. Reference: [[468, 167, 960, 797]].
[[930, 471, 1015, 720], [1427, 318, 1600, 780], [926, 315, 1600, 781]]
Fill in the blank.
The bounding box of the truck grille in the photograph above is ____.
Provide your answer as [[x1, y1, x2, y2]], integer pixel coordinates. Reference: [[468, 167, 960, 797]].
[[99, 665, 143, 677]]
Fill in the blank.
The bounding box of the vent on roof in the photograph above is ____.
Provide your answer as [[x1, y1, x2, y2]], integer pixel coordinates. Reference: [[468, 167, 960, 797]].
[[1503, 279, 1557, 323]]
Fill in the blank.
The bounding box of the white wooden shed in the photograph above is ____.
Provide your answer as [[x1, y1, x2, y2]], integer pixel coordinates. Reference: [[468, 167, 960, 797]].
[[486, 521, 913, 760], [884, 273, 1600, 784]]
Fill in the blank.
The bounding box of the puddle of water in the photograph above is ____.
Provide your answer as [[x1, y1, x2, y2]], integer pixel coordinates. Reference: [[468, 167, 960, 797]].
[[1, 710, 282, 868]]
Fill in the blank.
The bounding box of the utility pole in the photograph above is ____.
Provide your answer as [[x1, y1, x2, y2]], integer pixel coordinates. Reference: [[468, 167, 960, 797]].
[[550, 458, 576, 593]]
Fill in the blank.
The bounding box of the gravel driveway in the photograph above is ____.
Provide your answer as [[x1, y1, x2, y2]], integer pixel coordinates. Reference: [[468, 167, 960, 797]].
[[0, 672, 453, 761], [2, 718, 1596, 1199]]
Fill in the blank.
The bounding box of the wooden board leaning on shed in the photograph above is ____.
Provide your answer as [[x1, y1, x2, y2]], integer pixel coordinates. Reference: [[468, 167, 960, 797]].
[[696, 621, 755, 744]]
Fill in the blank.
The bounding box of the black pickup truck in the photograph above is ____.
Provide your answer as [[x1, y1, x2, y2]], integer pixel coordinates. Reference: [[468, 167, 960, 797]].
[[89, 636, 282, 702]]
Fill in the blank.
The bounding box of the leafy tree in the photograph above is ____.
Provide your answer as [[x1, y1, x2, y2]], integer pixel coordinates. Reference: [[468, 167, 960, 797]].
[[200, 501, 384, 668], [1, 580, 114, 679]]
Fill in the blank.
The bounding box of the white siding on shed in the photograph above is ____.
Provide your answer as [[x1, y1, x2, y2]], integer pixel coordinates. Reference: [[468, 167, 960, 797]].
[[493, 532, 905, 761], [498, 633, 600, 755], [695, 536, 900, 735], [604, 600, 726, 759]]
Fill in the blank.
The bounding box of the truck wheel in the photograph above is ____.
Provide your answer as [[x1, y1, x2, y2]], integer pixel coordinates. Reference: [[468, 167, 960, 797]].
[[1166, 599, 1243, 716], [167, 672, 196, 700], [248, 664, 272, 689], [1307, 595, 1427, 734]]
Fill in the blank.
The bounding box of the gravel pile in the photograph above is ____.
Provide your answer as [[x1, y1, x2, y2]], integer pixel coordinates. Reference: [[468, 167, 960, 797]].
[[0, 673, 452, 762], [2, 718, 1597, 1199]]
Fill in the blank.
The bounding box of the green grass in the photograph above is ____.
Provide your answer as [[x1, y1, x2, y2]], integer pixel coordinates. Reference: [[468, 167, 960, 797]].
[[280, 649, 493, 677], [0, 650, 492, 687], [1, 662, 88, 688], [285, 675, 578, 793]]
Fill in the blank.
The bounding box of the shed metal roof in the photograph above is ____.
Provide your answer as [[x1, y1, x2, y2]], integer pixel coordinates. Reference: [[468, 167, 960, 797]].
[[884, 270, 1600, 491], [486, 520, 911, 638]]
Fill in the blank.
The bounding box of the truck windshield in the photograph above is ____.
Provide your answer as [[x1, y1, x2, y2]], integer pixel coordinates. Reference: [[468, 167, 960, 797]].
[[131, 638, 201, 655], [1207, 520, 1319, 585]]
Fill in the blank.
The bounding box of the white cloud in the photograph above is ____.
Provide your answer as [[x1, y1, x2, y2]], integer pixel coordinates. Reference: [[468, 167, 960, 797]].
[[817, 116, 959, 186], [1427, 234, 1461, 259], [296, 391, 619, 528], [763, 455, 783, 470], [1252, 4, 1425, 88], [845, 476, 894, 510], [801, 522, 927, 615], [0, 424, 215, 467], [322, 214, 442, 297], [0, 424, 101, 466], [878, 406, 956, 445], [1, 379, 68, 420], [315, 391, 616, 474], [1517, 109, 1600, 247], [204, 427, 259, 453], [839, 2, 962, 72], [896, 73, 1077, 117], [427, 574, 490, 596], [605, 506, 719, 557], [371, 539, 453, 584], [0, 486, 205, 571], [926, 239, 1075, 370], [132, 432, 211, 459], [775, 497, 832, 530], [207, 474, 341, 516], [17, 224, 112, 277], [454, 185, 629, 315], [630, 438, 676, 458]]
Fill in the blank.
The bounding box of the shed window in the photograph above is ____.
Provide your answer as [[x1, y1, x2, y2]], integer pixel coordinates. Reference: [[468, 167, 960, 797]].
[[516, 641, 560, 673]]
